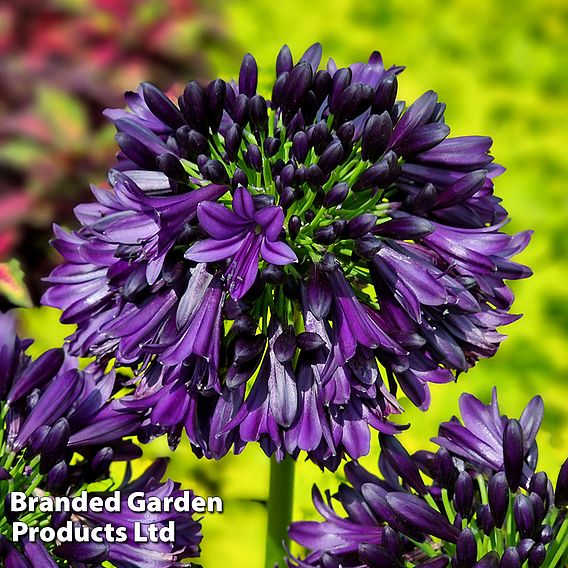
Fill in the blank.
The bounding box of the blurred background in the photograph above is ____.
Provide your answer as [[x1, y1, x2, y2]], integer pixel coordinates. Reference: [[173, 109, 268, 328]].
[[2, 0, 567, 565]]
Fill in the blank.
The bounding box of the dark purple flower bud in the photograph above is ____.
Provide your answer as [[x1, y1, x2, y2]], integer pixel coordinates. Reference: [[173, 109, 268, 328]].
[[299, 42, 323, 72], [261, 265, 285, 284], [355, 234, 383, 259], [181, 81, 208, 133], [555, 458, 568, 507], [264, 136, 281, 157], [26, 425, 50, 457], [54, 542, 109, 564], [313, 225, 337, 245], [4, 494, 19, 522], [516, 539, 535, 563], [288, 216, 301, 240], [156, 153, 189, 183], [454, 471, 474, 518], [307, 265, 332, 319], [295, 166, 307, 186], [488, 471, 510, 528], [280, 163, 296, 187], [233, 168, 248, 189], [324, 182, 349, 207], [352, 159, 391, 192], [311, 121, 332, 155], [296, 332, 325, 352], [329, 67, 352, 113], [234, 93, 250, 127], [407, 182, 438, 215], [528, 543, 546, 567], [141, 82, 185, 129], [313, 69, 332, 102], [528, 493, 545, 525], [435, 447, 459, 494], [276, 44, 293, 76], [177, 127, 209, 159], [474, 553, 499, 568], [249, 95, 269, 134], [456, 529, 477, 568], [306, 164, 325, 186], [529, 472, 549, 505], [362, 111, 393, 162], [206, 79, 226, 132], [317, 140, 345, 174], [514, 494, 536, 539], [301, 90, 319, 124], [536, 524, 553, 544], [499, 547, 521, 568], [280, 186, 295, 208], [337, 121, 355, 145], [292, 131, 309, 162], [333, 83, 373, 125], [239, 53, 258, 97], [7, 348, 64, 404], [346, 214, 378, 238], [386, 492, 460, 542], [332, 219, 347, 238], [274, 326, 296, 363], [234, 334, 266, 365], [381, 525, 403, 558], [202, 159, 230, 184], [304, 209, 315, 222], [271, 72, 288, 108], [504, 419, 524, 491], [40, 417, 70, 473], [380, 434, 427, 494], [282, 62, 313, 123], [225, 125, 243, 161], [373, 73, 398, 114], [46, 460, 69, 491], [244, 144, 262, 171], [478, 504, 495, 535], [116, 132, 156, 168], [86, 447, 114, 482], [0, 467, 10, 480]]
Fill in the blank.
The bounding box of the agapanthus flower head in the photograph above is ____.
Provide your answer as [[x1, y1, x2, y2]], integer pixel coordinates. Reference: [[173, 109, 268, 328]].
[[288, 388, 568, 567], [44, 43, 531, 469]]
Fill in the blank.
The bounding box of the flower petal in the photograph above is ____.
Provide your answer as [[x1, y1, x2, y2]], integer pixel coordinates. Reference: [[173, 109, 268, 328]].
[[260, 239, 297, 265]]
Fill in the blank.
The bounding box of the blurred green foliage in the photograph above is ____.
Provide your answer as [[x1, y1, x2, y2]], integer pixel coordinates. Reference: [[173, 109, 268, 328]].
[[15, 0, 568, 565]]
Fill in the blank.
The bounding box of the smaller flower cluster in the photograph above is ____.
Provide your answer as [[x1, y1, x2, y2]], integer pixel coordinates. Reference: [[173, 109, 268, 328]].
[[288, 389, 568, 567], [0, 312, 203, 567]]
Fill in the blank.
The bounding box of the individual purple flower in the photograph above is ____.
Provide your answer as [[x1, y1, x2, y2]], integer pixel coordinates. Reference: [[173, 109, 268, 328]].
[[288, 388, 568, 567], [186, 186, 297, 299], [43, 44, 531, 469]]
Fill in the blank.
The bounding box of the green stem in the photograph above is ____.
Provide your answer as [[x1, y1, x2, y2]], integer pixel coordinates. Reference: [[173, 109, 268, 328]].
[[264, 456, 296, 568]]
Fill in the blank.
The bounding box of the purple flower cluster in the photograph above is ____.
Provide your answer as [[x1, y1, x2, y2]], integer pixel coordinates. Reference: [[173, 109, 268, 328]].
[[0, 313, 203, 567], [43, 43, 531, 468], [288, 389, 568, 567]]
